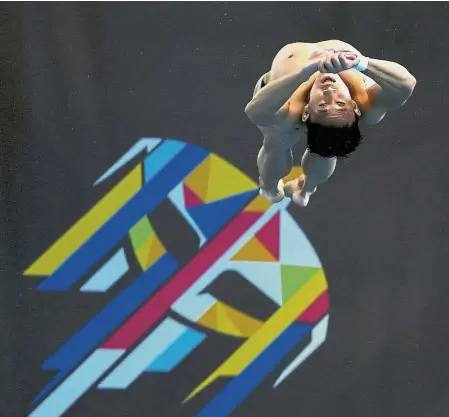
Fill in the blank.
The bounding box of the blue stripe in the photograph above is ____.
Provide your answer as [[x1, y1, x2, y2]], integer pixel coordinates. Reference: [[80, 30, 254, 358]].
[[38, 144, 207, 291], [32, 371, 65, 405], [147, 326, 205, 372], [99, 318, 188, 389], [34, 253, 178, 402], [196, 324, 311, 417], [144, 140, 186, 183], [30, 349, 124, 417]]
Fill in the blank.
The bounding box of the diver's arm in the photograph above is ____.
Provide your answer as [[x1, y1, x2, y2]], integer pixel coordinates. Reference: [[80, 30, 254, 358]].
[[363, 58, 417, 109], [244, 63, 317, 126]]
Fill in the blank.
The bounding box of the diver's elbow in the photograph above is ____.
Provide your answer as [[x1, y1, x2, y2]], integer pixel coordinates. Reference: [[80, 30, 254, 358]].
[[404, 75, 417, 95], [398, 76, 417, 103], [244, 102, 262, 124]]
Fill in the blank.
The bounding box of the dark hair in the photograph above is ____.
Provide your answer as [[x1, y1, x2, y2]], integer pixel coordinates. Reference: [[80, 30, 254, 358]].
[[306, 118, 363, 158]]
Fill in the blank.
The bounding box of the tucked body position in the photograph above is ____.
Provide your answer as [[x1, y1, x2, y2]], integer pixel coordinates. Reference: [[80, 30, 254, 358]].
[[245, 40, 416, 206]]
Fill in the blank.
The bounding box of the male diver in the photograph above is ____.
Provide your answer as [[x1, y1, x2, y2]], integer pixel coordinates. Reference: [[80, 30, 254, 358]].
[[245, 40, 416, 206]]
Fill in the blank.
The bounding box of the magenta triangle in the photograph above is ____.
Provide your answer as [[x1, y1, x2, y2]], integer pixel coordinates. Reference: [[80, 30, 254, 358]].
[[183, 183, 204, 207], [256, 212, 280, 260]]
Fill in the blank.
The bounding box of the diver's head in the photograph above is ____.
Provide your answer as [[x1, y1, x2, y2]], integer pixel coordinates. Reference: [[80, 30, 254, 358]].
[[302, 73, 363, 158], [303, 73, 361, 126]]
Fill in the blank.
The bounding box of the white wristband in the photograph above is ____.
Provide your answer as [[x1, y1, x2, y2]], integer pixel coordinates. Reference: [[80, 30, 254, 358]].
[[354, 56, 369, 72]]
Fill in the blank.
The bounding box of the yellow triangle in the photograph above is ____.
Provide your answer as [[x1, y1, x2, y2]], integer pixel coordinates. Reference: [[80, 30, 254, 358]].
[[197, 304, 218, 329], [204, 154, 257, 203], [217, 303, 262, 337], [231, 236, 277, 262], [283, 165, 303, 183], [135, 239, 151, 270], [184, 156, 211, 201], [145, 235, 166, 270], [215, 303, 242, 336], [197, 302, 262, 338], [244, 195, 271, 213]]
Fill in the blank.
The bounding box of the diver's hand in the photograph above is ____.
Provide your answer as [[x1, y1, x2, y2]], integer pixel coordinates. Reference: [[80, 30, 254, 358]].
[[305, 49, 338, 73], [309, 47, 337, 59], [317, 51, 360, 73]]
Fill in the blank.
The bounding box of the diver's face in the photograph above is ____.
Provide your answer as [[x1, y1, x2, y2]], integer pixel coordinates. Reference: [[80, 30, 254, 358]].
[[307, 74, 357, 127]]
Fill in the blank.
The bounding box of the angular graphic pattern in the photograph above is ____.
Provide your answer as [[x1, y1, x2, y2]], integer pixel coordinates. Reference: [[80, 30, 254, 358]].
[[146, 326, 206, 372], [80, 249, 129, 292], [197, 301, 263, 338], [130, 216, 166, 270], [24, 139, 329, 417]]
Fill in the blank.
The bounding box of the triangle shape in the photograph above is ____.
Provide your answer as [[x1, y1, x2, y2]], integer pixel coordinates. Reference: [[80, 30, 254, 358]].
[[198, 303, 219, 329], [280, 210, 321, 267], [215, 303, 243, 336], [187, 190, 257, 239], [281, 265, 319, 304], [129, 217, 153, 251], [205, 154, 257, 203], [218, 303, 262, 337], [184, 156, 211, 201], [231, 236, 277, 262], [297, 290, 329, 324], [183, 183, 204, 207], [135, 239, 151, 270], [230, 262, 282, 306], [256, 213, 280, 260], [243, 195, 272, 213], [145, 235, 166, 270]]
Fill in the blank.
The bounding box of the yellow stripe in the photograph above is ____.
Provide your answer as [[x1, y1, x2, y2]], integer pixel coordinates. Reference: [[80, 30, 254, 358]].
[[25, 165, 142, 276], [185, 269, 327, 401]]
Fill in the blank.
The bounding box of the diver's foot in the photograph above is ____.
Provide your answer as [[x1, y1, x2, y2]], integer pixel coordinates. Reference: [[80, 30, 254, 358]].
[[259, 179, 285, 203], [284, 175, 316, 207]]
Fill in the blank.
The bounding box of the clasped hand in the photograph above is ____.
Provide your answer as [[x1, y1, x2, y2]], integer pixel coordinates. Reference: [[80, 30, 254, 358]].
[[310, 48, 361, 73]]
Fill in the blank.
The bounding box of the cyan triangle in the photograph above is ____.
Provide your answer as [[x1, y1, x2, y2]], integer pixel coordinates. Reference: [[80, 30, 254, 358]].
[[280, 211, 321, 267], [187, 190, 257, 239], [230, 262, 282, 306]]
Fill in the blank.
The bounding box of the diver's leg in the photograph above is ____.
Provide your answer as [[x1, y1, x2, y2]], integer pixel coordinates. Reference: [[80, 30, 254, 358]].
[[252, 44, 307, 203], [257, 140, 293, 203], [284, 149, 336, 207], [252, 71, 295, 203]]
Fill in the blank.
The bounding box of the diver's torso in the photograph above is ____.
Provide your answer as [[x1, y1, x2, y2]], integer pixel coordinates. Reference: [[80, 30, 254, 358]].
[[256, 40, 380, 141], [268, 40, 376, 123]]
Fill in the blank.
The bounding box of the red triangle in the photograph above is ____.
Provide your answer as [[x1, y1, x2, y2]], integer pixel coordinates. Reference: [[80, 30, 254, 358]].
[[255, 213, 280, 260], [297, 290, 329, 324], [183, 183, 204, 207]]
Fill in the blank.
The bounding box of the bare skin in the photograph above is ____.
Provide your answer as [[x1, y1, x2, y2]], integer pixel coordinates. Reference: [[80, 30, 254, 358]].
[[245, 40, 416, 206]]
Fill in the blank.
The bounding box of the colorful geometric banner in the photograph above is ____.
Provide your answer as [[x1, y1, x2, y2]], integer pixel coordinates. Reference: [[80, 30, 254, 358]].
[[24, 139, 329, 417]]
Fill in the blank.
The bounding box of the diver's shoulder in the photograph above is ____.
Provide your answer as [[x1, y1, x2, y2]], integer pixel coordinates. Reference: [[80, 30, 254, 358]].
[[359, 108, 387, 127]]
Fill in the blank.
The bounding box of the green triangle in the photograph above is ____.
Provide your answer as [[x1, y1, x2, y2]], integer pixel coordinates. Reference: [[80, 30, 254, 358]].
[[129, 216, 154, 251], [281, 265, 319, 304]]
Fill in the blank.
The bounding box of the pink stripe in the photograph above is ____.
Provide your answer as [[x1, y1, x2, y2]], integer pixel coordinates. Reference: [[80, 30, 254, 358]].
[[297, 290, 329, 324], [102, 211, 261, 349]]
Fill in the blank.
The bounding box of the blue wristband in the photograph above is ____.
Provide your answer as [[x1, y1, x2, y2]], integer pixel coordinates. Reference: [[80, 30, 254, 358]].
[[355, 56, 369, 72]]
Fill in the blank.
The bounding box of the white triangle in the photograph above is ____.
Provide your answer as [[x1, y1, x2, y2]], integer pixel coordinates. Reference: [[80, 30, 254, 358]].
[[274, 314, 329, 387], [168, 183, 207, 247], [95, 138, 161, 185], [229, 261, 282, 306], [280, 211, 321, 267]]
